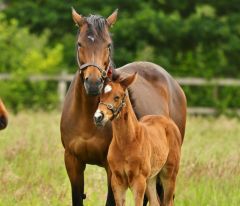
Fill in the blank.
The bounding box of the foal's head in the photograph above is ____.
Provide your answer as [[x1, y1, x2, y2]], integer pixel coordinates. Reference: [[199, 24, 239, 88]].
[[94, 73, 137, 127], [72, 8, 118, 96]]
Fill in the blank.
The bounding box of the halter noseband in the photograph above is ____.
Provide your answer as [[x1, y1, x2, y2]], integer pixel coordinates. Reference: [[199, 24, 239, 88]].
[[79, 63, 110, 79], [76, 44, 112, 81], [99, 92, 127, 120]]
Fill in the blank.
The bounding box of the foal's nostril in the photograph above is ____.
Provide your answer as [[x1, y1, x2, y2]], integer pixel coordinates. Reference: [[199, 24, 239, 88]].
[[94, 112, 104, 123]]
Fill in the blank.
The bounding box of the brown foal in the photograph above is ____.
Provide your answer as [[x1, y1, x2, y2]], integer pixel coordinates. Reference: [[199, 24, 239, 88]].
[[94, 73, 182, 206], [0, 99, 8, 130]]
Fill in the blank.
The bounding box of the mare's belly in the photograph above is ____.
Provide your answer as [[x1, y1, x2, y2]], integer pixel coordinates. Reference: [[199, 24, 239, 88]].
[[68, 135, 111, 166]]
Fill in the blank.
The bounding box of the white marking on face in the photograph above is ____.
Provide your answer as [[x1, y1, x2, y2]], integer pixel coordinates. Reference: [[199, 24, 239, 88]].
[[87, 35, 95, 42], [94, 109, 102, 119], [104, 85, 112, 94]]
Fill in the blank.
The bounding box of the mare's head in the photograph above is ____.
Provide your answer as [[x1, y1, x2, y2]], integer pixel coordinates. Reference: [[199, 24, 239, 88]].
[[0, 99, 8, 130], [94, 73, 137, 127], [72, 8, 118, 96]]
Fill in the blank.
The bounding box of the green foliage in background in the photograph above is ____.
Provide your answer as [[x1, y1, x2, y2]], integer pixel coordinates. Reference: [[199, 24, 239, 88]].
[[0, 12, 63, 110], [0, 0, 240, 110]]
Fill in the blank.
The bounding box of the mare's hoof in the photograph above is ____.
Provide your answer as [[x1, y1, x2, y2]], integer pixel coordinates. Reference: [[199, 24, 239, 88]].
[[81, 193, 86, 199]]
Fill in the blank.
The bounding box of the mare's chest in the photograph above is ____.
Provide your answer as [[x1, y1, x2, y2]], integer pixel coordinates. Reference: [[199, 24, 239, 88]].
[[66, 126, 112, 166]]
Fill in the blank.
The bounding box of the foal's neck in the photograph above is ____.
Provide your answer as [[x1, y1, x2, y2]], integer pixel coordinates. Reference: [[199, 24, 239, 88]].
[[112, 95, 139, 146]]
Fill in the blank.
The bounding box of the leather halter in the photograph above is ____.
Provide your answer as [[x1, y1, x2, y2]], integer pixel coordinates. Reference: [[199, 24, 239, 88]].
[[76, 46, 112, 81], [99, 92, 127, 120]]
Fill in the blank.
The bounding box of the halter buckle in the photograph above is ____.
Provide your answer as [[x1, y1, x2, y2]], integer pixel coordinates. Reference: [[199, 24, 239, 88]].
[[107, 104, 114, 110], [101, 70, 107, 79]]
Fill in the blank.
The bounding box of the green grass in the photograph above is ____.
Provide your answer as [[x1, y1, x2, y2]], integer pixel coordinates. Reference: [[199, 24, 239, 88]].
[[0, 112, 239, 205]]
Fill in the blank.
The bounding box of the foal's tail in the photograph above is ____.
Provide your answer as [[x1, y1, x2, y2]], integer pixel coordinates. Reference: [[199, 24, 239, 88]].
[[0, 99, 8, 130]]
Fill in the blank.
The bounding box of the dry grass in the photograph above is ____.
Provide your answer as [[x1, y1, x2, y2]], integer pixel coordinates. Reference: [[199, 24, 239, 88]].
[[0, 112, 239, 205]]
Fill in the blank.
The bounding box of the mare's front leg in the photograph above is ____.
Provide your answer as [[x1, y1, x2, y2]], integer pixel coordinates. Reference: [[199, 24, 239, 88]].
[[65, 150, 86, 206], [105, 166, 116, 206]]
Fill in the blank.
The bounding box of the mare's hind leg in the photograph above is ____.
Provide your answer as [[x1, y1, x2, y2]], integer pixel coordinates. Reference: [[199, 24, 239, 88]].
[[160, 166, 177, 206], [65, 150, 86, 206], [145, 177, 160, 206]]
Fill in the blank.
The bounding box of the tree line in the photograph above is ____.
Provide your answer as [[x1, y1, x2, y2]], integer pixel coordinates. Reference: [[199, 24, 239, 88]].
[[0, 0, 239, 111]]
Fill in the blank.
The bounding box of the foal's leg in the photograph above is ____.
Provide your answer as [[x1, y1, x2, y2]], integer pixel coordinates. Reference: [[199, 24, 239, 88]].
[[105, 166, 116, 206], [145, 177, 160, 206], [131, 175, 147, 206], [65, 150, 86, 206], [111, 173, 127, 206]]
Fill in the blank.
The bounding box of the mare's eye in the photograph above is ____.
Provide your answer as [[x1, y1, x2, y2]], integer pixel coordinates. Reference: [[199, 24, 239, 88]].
[[114, 96, 120, 102], [107, 44, 111, 49], [78, 42, 82, 48]]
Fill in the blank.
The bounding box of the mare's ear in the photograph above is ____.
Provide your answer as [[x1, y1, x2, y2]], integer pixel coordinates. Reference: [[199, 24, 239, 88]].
[[107, 9, 118, 27], [120, 72, 137, 90], [72, 7, 85, 27]]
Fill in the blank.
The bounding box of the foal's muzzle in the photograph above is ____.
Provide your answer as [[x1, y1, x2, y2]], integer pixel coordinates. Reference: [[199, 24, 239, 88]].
[[93, 110, 105, 127]]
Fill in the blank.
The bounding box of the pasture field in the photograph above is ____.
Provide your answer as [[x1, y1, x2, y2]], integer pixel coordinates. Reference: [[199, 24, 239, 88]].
[[0, 111, 239, 206]]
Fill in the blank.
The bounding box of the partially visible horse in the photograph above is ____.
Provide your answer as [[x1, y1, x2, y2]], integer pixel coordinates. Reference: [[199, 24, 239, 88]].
[[60, 8, 186, 206], [0, 99, 8, 130], [94, 73, 182, 206]]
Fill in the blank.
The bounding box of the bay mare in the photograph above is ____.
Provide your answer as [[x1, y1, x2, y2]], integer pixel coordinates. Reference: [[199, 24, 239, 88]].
[[60, 8, 186, 206], [0, 99, 8, 130]]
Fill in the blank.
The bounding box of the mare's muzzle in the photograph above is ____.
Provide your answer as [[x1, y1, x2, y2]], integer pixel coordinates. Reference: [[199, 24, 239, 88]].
[[84, 77, 103, 96], [79, 63, 111, 96]]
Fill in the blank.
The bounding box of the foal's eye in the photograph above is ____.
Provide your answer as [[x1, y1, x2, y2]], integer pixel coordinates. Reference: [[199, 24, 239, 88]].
[[107, 44, 111, 49], [114, 96, 120, 102]]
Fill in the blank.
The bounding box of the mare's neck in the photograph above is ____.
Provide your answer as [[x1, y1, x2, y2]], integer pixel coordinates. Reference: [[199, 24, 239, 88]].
[[112, 95, 139, 147]]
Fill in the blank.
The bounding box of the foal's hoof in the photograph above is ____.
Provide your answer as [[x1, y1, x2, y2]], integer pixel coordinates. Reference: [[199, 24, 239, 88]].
[[0, 115, 7, 130]]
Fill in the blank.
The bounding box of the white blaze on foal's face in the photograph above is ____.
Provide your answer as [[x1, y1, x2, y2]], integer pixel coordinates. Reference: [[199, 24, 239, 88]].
[[94, 109, 102, 119], [104, 85, 112, 94]]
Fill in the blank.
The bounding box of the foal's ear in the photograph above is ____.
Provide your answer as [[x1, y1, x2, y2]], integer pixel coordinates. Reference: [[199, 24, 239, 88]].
[[120, 72, 137, 90], [72, 7, 85, 27], [106, 9, 118, 27]]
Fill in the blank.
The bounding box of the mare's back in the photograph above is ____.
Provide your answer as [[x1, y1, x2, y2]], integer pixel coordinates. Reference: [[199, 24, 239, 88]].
[[117, 61, 186, 138]]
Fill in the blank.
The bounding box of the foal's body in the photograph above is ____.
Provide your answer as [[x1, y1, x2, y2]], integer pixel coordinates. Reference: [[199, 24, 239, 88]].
[[95, 74, 181, 206], [108, 104, 181, 206]]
